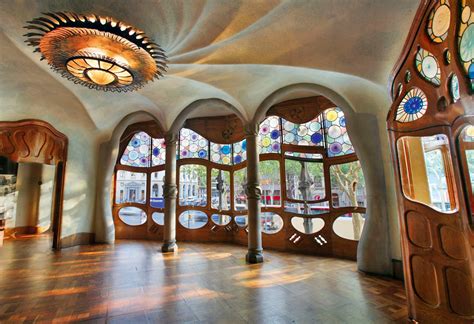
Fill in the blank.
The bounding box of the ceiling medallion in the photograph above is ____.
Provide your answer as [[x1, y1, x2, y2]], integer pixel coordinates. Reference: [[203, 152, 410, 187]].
[[24, 12, 167, 92]]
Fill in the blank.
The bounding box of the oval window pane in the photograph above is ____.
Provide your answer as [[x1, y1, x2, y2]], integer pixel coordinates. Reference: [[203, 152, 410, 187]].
[[261, 212, 284, 234], [178, 210, 208, 229], [234, 215, 248, 227], [211, 214, 232, 226], [118, 207, 147, 226], [152, 212, 164, 225], [291, 217, 324, 234], [333, 213, 366, 241]]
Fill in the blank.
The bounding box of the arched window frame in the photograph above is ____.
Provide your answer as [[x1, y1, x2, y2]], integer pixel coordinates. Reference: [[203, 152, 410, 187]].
[[112, 121, 166, 238]]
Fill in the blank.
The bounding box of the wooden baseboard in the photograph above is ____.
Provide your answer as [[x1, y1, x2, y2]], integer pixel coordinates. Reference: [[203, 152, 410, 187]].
[[60, 232, 95, 249], [4, 226, 38, 236]]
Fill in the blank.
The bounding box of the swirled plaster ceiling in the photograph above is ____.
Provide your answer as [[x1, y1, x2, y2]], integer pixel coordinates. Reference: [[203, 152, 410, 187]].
[[0, 0, 419, 133]]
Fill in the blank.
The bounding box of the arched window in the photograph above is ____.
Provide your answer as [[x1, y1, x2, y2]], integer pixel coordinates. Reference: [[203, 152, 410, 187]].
[[258, 98, 367, 258], [113, 123, 166, 238]]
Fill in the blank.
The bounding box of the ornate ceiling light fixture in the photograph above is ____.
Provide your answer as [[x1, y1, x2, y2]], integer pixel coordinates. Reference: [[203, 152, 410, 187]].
[[24, 12, 167, 92]]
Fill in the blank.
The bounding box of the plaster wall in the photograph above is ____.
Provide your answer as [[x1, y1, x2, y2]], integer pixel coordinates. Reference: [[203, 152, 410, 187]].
[[0, 33, 99, 240]]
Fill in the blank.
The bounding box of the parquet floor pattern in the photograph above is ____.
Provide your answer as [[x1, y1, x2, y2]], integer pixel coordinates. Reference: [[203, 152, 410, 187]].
[[0, 236, 408, 323]]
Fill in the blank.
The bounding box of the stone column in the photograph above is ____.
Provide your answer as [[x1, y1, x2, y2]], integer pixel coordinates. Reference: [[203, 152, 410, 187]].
[[161, 132, 178, 252], [244, 123, 263, 263]]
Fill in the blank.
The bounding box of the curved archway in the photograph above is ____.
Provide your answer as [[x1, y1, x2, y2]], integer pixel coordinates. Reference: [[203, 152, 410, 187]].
[[254, 83, 392, 275], [94, 111, 165, 243]]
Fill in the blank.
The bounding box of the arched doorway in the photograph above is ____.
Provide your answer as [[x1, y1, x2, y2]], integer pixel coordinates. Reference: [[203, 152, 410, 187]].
[[0, 119, 68, 249]]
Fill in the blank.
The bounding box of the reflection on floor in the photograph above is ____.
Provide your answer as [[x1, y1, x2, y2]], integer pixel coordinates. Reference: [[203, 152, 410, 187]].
[[0, 236, 407, 323]]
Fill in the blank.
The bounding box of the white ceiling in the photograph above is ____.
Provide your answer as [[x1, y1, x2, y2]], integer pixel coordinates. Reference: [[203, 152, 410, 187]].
[[0, 0, 420, 133]]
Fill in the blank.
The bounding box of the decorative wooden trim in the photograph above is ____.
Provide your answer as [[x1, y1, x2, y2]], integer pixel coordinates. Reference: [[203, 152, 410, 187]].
[[387, 0, 474, 321], [268, 96, 336, 124], [0, 119, 68, 164], [0, 119, 68, 250], [184, 115, 245, 144]]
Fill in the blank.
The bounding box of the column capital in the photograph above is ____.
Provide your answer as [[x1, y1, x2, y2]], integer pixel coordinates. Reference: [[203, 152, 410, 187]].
[[163, 184, 178, 199], [243, 123, 259, 137], [245, 182, 262, 200], [164, 132, 179, 144]]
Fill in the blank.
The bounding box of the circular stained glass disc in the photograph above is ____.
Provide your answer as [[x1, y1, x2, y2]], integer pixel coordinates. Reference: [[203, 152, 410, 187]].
[[450, 74, 460, 102], [311, 133, 323, 144], [328, 126, 342, 138], [427, 2, 451, 43], [460, 24, 474, 62], [415, 48, 441, 86], [326, 110, 338, 122], [395, 88, 428, 123]]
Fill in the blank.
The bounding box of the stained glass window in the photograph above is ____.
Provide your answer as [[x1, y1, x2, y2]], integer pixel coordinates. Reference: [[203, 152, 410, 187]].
[[152, 138, 166, 166], [179, 128, 208, 160], [259, 116, 281, 154], [120, 132, 151, 167], [210, 142, 232, 165], [324, 107, 354, 157], [282, 115, 324, 146], [233, 139, 247, 164]]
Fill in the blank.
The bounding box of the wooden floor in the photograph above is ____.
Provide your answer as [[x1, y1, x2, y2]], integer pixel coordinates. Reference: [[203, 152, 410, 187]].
[[0, 235, 408, 323]]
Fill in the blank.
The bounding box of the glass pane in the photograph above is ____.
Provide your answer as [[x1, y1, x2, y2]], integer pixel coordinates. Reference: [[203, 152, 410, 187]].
[[115, 171, 147, 204], [120, 132, 151, 167], [260, 160, 281, 207], [210, 143, 232, 165], [259, 116, 281, 154], [152, 212, 164, 225], [233, 139, 247, 164], [150, 171, 165, 208], [118, 207, 147, 226], [261, 212, 284, 234], [291, 217, 324, 234], [234, 215, 248, 227], [179, 128, 208, 160], [282, 115, 324, 146], [179, 165, 207, 207], [178, 210, 208, 229], [151, 138, 166, 166], [285, 159, 325, 201], [330, 161, 366, 208], [211, 214, 232, 226], [211, 169, 231, 211], [324, 107, 354, 157], [234, 168, 247, 211], [284, 201, 329, 215], [333, 213, 366, 240], [397, 134, 456, 213]]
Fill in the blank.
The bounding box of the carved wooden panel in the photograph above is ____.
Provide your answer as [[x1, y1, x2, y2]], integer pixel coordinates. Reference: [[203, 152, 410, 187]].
[[268, 96, 336, 123], [184, 114, 245, 144], [388, 1, 474, 322], [0, 120, 67, 165]]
